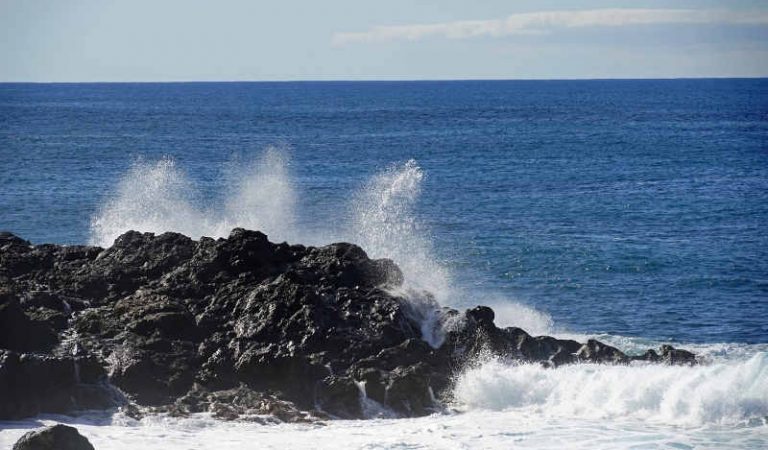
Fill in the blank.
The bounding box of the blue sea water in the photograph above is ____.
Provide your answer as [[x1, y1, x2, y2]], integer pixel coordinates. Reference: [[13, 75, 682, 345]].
[[1, 79, 767, 346]]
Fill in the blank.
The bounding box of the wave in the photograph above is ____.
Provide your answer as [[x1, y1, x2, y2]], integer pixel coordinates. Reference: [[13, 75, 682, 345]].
[[453, 352, 768, 426]]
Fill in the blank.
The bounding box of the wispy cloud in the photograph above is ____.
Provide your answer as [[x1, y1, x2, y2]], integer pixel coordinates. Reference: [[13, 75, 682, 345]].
[[333, 9, 768, 45]]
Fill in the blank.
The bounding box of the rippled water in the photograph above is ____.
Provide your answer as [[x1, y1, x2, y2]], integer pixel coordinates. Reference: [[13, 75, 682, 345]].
[[1, 79, 767, 447]]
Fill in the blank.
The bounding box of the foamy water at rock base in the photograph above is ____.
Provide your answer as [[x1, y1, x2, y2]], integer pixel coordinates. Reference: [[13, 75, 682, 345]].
[[1, 344, 767, 449], [2, 349, 767, 450]]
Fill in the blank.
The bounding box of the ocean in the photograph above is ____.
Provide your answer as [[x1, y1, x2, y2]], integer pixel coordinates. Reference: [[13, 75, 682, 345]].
[[1, 79, 767, 448]]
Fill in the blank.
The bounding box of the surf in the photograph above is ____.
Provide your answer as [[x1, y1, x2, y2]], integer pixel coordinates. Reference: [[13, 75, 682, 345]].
[[453, 351, 768, 426], [84, 146, 768, 432]]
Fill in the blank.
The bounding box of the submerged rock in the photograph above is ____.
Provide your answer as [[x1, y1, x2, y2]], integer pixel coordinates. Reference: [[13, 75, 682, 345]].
[[0, 229, 696, 420], [13, 424, 95, 450]]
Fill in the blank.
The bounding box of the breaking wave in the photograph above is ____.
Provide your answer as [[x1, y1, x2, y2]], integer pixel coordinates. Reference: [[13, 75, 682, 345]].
[[453, 351, 768, 426]]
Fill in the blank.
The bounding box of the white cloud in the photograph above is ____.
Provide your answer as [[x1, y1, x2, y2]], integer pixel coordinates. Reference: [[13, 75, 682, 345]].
[[332, 8, 768, 45]]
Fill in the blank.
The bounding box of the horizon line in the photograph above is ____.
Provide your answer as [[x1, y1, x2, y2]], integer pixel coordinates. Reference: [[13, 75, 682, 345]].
[[1, 75, 767, 84]]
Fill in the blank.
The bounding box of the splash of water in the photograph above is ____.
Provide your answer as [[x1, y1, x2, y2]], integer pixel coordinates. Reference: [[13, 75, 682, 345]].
[[90, 152, 555, 340], [89, 147, 298, 247], [484, 299, 554, 337], [218, 147, 298, 242], [90, 157, 205, 247], [346, 160, 460, 345], [350, 160, 452, 300], [345, 159, 554, 337]]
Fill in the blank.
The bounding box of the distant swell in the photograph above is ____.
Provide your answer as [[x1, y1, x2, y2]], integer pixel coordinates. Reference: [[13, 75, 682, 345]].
[[453, 353, 768, 426]]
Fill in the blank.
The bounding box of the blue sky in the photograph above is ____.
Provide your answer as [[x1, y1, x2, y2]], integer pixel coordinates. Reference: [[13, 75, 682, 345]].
[[1, 0, 767, 81]]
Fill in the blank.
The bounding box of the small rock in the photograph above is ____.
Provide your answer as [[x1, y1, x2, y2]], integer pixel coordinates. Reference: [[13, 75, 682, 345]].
[[466, 306, 495, 326], [13, 424, 95, 450], [211, 403, 239, 420], [660, 345, 697, 366]]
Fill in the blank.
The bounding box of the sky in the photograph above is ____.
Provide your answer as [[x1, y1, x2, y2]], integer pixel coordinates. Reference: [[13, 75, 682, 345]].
[[1, 0, 767, 81]]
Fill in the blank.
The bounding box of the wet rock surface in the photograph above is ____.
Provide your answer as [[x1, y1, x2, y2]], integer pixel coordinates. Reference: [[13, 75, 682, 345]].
[[0, 229, 696, 420], [12, 424, 95, 450]]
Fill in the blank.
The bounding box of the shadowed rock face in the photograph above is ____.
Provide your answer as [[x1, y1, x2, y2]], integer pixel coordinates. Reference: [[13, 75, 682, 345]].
[[0, 229, 696, 421]]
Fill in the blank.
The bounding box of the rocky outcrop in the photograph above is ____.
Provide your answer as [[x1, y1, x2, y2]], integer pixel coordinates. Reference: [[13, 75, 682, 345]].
[[13, 424, 95, 450], [0, 229, 696, 421]]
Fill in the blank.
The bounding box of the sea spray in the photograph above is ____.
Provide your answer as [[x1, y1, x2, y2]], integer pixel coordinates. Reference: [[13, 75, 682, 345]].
[[346, 159, 460, 345], [349, 159, 452, 301], [89, 157, 204, 247], [218, 146, 299, 243], [346, 160, 555, 336], [89, 148, 298, 247], [89, 150, 563, 340]]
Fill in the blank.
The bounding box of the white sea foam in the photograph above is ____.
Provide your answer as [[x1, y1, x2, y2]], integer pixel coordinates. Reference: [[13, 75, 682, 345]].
[[2, 402, 767, 450], [453, 352, 768, 427]]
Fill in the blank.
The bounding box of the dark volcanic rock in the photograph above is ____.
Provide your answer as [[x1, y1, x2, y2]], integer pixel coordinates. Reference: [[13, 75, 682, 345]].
[[0, 229, 696, 420], [0, 351, 117, 420], [659, 345, 697, 366], [13, 424, 95, 450], [0, 291, 59, 352], [576, 339, 629, 364]]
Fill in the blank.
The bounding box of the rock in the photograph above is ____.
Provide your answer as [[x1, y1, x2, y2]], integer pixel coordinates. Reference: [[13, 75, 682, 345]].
[[632, 349, 660, 363], [171, 384, 319, 422], [316, 376, 363, 419], [384, 363, 435, 416], [0, 229, 696, 421], [13, 424, 95, 450], [466, 306, 494, 325], [0, 351, 117, 420], [0, 231, 30, 248], [660, 345, 697, 366], [0, 291, 59, 352], [210, 402, 239, 420], [575, 339, 629, 364]]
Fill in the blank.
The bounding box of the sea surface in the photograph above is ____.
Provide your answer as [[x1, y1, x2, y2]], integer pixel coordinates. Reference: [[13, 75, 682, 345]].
[[1, 79, 767, 448]]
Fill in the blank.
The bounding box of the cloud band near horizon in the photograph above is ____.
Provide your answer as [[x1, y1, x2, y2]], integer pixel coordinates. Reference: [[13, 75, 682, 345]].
[[332, 8, 768, 45]]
